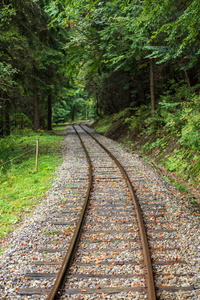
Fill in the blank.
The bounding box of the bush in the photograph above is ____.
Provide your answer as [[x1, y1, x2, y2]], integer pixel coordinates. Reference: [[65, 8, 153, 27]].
[[179, 94, 200, 150], [124, 105, 150, 131]]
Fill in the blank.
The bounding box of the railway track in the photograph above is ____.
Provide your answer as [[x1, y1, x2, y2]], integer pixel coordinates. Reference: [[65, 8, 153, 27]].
[[13, 124, 199, 299]]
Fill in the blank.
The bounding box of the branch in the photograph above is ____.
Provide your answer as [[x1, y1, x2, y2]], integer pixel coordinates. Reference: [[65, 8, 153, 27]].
[[0, 82, 18, 89], [0, 97, 11, 102]]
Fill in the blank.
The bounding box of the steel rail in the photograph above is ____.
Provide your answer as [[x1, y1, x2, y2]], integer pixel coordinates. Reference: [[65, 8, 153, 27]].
[[80, 124, 157, 300], [47, 125, 93, 300]]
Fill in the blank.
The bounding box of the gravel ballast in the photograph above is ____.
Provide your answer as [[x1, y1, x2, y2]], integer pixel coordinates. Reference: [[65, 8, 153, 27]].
[[0, 124, 199, 300]]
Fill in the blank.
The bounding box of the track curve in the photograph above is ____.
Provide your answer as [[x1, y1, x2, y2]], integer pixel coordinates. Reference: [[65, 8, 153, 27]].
[[47, 125, 93, 299], [16, 123, 199, 300], [48, 124, 156, 300]]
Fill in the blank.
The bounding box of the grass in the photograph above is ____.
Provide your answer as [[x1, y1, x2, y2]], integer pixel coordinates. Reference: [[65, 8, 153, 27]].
[[52, 123, 68, 131], [92, 115, 115, 134], [0, 127, 65, 239]]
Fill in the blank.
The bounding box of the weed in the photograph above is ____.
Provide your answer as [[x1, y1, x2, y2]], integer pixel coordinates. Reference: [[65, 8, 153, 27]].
[[174, 181, 188, 193], [50, 228, 57, 235], [44, 228, 57, 235], [61, 197, 66, 203], [66, 183, 73, 188], [163, 176, 170, 182]]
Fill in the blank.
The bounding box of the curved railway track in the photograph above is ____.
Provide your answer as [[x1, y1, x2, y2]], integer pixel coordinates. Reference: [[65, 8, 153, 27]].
[[48, 123, 156, 300], [17, 124, 199, 300]]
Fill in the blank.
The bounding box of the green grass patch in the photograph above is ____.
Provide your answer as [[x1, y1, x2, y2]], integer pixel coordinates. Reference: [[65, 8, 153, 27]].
[[92, 115, 113, 134], [0, 129, 65, 238], [52, 123, 68, 132]]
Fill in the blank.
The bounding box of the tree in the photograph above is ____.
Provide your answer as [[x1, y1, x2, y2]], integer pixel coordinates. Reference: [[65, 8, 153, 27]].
[[0, 0, 69, 134], [141, 0, 200, 86], [1, 0, 199, 131]]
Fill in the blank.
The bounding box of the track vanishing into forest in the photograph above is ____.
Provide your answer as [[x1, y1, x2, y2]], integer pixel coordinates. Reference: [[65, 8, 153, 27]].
[[1, 124, 199, 300]]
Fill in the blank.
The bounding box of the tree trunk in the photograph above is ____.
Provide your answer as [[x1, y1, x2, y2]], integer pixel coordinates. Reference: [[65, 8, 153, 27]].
[[5, 109, 10, 136], [150, 59, 155, 118], [72, 104, 76, 121], [47, 93, 52, 130], [0, 107, 4, 138], [33, 92, 40, 132], [96, 92, 99, 117], [184, 69, 191, 87]]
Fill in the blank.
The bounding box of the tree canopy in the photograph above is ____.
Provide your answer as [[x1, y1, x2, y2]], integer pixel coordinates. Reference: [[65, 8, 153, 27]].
[[0, 0, 199, 134]]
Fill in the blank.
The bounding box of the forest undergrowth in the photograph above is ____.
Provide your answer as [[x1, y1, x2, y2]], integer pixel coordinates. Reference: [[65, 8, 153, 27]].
[[92, 85, 200, 207]]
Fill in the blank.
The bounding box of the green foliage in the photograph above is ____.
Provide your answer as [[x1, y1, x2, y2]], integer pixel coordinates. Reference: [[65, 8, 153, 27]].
[[124, 105, 150, 131], [1, 0, 200, 131], [93, 84, 200, 187], [179, 94, 200, 150], [1, 0, 199, 129], [1, 0, 200, 191], [53, 99, 71, 123], [142, 0, 200, 66], [142, 137, 168, 151], [92, 115, 114, 134], [0, 62, 18, 88], [0, 0, 72, 134], [0, 129, 64, 237]]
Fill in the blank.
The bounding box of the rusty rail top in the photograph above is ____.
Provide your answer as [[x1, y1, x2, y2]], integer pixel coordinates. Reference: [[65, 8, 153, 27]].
[[48, 124, 156, 300], [80, 124, 156, 300], [47, 125, 92, 300]]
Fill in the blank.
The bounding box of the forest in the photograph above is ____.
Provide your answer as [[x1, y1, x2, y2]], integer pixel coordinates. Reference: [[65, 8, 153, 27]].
[[0, 0, 199, 132], [1, 1, 200, 199]]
